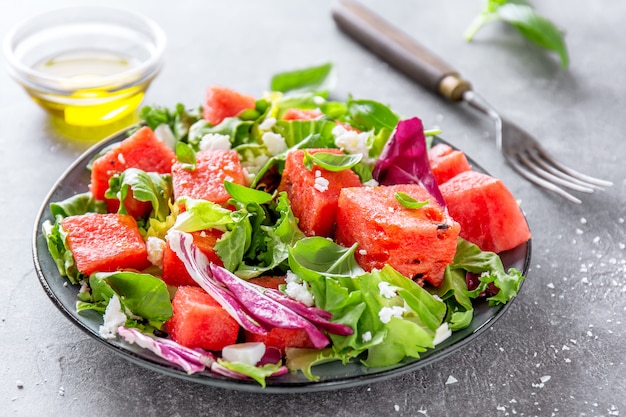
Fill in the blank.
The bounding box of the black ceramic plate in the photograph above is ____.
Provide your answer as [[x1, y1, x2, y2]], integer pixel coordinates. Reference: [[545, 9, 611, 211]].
[[32, 128, 531, 393]]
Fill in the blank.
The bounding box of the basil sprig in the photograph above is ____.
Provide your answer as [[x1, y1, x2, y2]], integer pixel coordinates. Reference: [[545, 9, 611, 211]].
[[465, 0, 569, 69]]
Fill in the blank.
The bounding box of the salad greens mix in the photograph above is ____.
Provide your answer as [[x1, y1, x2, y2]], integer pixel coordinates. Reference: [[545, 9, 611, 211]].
[[42, 63, 525, 386]]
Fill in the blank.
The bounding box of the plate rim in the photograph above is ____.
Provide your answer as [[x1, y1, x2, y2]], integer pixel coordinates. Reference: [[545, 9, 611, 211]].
[[32, 127, 532, 393]]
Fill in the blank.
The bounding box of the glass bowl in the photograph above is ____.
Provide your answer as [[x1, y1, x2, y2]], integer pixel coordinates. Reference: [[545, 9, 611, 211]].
[[3, 6, 166, 140]]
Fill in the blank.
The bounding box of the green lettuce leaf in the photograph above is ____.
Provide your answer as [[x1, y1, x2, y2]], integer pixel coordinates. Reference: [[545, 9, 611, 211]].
[[78, 271, 173, 330]]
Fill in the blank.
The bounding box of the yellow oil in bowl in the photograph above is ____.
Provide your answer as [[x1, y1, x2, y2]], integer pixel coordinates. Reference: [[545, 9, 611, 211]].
[[27, 50, 147, 140], [3, 6, 166, 141]]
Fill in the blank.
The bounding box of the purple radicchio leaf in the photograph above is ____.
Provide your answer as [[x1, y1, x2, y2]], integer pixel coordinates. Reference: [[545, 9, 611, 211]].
[[118, 326, 215, 374], [210, 264, 331, 349], [168, 230, 268, 335], [257, 285, 353, 336], [372, 117, 446, 208]]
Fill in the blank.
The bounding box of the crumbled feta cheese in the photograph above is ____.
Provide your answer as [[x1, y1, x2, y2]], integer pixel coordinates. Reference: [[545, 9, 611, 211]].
[[363, 179, 379, 187], [284, 272, 314, 307], [258, 117, 276, 131], [118, 153, 126, 164], [378, 281, 398, 299], [314, 175, 330, 192], [79, 279, 89, 294], [262, 131, 287, 155], [146, 236, 167, 267], [315, 169, 321, 178], [362, 331, 372, 343], [332, 125, 371, 160], [378, 306, 405, 324], [445, 375, 458, 385], [433, 322, 452, 345], [154, 124, 176, 149], [358, 249, 368, 256], [199, 133, 232, 151], [99, 295, 127, 340]]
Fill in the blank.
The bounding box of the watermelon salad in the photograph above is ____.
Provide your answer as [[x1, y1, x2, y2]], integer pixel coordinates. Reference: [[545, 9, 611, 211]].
[[42, 63, 530, 387]]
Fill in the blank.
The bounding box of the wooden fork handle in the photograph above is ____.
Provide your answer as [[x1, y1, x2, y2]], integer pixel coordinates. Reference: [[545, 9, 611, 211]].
[[332, 0, 472, 101]]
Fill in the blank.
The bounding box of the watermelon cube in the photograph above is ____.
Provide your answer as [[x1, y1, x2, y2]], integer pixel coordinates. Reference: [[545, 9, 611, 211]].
[[61, 213, 150, 276], [171, 149, 248, 205], [166, 286, 240, 351], [245, 328, 315, 355], [439, 170, 531, 253], [278, 149, 362, 237], [428, 143, 472, 185], [89, 126, 176, 214], [335, 184, 460, 287], [161, 229, 224, 287], [203, 85, 256, 126]]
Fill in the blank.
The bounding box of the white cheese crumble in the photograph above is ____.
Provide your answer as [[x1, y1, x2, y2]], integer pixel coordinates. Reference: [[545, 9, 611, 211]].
[[378, 281, 398, 299], [117, 153, 126, 164], [378, 306, 405, 324], [146, 236, 167, 267], [262, 131, 287, 155], [332, 124, 371, 161], [154, 124, 176, 149], [314, 175, 330, 193], [258, 117, 276, 131], [363, 179, 379, 187], [284, 271, 314, 307], [199, 133, 232, 151], [99, 295, 127, 340], [358, 249, 368, 256], [433, 322, 452, 345], [445, 375, 458, 385], [362, 331, 372, 343]]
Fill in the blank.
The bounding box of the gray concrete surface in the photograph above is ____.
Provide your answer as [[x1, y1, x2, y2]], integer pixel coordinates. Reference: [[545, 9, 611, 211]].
[[1, 0, 624, 416]]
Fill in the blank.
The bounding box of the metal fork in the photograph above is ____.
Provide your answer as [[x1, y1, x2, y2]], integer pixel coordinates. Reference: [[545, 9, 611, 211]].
[[332, 0, 613, 203]]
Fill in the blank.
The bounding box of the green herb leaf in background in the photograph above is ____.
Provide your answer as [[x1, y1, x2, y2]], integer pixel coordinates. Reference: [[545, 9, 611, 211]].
[[465, 0, 569, 69]]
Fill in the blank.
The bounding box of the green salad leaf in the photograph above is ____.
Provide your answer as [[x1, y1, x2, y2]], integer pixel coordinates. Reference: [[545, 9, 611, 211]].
[[139, 103, 202, 143], [465, 0, 569, 69], [105, 168, 173, 222], [303, 150, 363, 172], [78, 271, 173, 330], [394, 192, 429, 209], [270, 62, 334, 94]]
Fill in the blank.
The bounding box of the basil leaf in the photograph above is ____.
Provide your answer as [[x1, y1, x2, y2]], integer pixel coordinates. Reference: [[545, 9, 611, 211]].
[[224, 181, 273, 205], [175, 141, 196, 170], [303, 150, 363, 172], [288, 237, 364, 279], [346, 99, 400, 132], [465, 1, 568, 69], [270, 62, 334, 94], [394, 192, 429, 209]]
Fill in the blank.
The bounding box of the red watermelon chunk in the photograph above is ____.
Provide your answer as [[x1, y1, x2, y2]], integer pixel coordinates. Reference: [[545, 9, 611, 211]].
[[245, 328, 315, 355], [161, 229, 224, 287], [89, 126, 176, 213], [282, 108, 323, 120], [278, 149, 362, 237], [166, 286, 240, 351], [171, 149, 248, 205], [428, 143, 472, 185], [61, 213, 150, 276], [203, 85, 256, 126], [335, 184, 460, 287], [439, 170, 531, 253]]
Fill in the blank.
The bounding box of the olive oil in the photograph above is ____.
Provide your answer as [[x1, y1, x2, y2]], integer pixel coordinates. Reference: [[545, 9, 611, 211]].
[[29, 50, 147, 140]]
